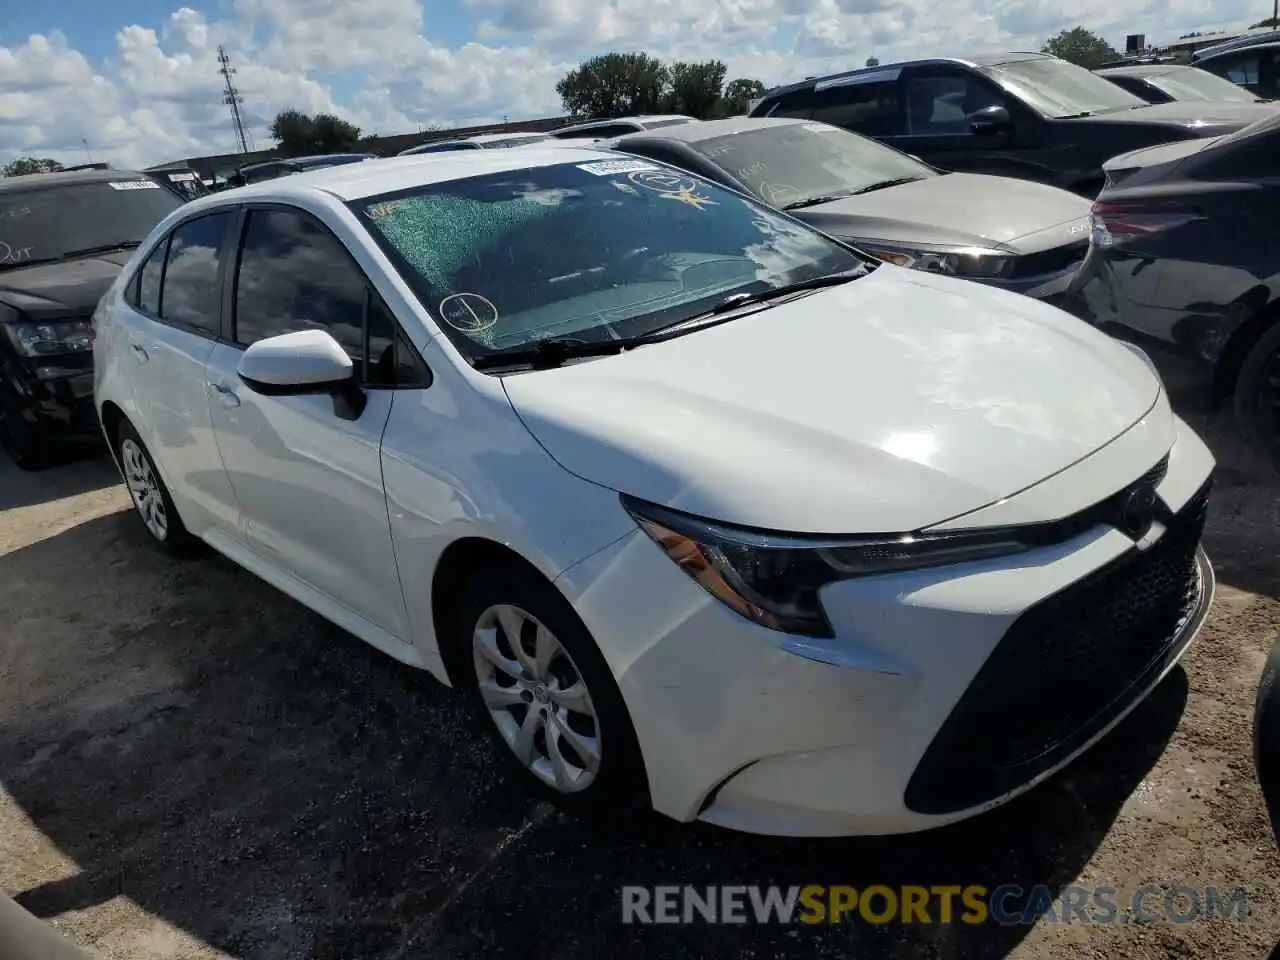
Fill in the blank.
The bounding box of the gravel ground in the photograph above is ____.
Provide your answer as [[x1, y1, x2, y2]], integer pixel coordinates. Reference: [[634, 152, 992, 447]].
[[0, 416, 1277, 960]]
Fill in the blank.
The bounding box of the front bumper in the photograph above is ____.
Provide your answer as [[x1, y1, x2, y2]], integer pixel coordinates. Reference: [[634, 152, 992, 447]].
[[554, 417, 1216, 836], [1, 354, 99, 439]]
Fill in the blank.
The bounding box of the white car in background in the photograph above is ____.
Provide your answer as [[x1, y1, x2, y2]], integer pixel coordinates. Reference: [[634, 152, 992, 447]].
[[93, 147, 1215, 836]]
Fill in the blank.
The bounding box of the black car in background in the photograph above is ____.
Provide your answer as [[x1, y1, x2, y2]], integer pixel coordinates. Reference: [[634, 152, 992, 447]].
[[1194, 38, 1280, 100], [0, 169, 182, 467], [750, 53, 1276, 196], [1070, 112, 1280, 472], [1095, 64, 1268, 104], [610, 116, 1092, 304]]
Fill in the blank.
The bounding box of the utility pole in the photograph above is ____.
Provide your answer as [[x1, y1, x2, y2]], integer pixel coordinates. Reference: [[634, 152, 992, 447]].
[[218, 45, 250, 154], [81, 139, 93, 162]]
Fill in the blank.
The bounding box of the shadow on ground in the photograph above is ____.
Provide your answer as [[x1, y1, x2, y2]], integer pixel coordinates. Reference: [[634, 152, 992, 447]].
[[0, 446, 117, 512], [0, 511, 1187, 959]]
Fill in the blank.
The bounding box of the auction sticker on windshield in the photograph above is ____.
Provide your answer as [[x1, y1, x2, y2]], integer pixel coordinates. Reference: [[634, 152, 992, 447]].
[[577, 160, 659, 176], [107, 180, 162, 190]]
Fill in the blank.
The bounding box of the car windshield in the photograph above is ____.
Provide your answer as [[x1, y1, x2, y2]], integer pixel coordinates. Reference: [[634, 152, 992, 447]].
[[354, 158, 863, 361], [0, 180, 182, 271], [982, 57, 1148, 117], [1148, 68, 1258, 102], [693, 122, 934, 208]]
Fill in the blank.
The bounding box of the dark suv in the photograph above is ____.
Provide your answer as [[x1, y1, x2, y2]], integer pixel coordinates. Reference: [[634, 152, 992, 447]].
[[1193, 37, 1280, 100], [0, 169, 182, 467], [750, 53, 1276, 196]]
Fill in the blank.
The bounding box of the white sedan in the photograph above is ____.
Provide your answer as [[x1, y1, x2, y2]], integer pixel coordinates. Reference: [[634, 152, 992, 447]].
[[92, 146, 1215, 837]]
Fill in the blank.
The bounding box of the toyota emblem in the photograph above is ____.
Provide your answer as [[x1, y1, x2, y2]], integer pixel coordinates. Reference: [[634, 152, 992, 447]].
[[1120, 485, 1158, 537]]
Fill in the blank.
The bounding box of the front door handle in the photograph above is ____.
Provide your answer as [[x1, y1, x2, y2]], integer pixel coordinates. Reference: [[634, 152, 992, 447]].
[[208, 381, 241, 408], [129, 343, 149, 363]]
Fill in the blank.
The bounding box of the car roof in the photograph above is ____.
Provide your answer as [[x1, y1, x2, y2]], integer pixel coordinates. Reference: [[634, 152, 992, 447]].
[[466, 131, 550, 144], [0, 168, 158, 193], [1194, 29, 1280, 59], [1095, 64, 1184, 77], [183, 146, 616, 206], [760, 52, 1051, 99], [1197, 39, 1280, 61], [616, 115, 808, 145]]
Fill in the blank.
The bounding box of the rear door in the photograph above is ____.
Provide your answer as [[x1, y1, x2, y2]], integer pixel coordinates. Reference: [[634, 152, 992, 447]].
[[807, 72, 906, 141], [118, 212, 240, 533]]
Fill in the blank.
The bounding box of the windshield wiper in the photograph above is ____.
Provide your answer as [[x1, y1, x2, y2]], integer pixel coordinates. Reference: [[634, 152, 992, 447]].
[[0, 255, 61, 271], [472, 336, 634, 371], [782, 191, 860, 210], [59, 240, 141, 259], [847, 176, 925, 196], [1058, 111, 1095, 119]]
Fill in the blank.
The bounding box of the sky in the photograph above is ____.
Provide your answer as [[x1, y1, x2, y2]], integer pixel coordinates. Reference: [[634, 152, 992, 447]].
[[0, 0, 1265, 169]]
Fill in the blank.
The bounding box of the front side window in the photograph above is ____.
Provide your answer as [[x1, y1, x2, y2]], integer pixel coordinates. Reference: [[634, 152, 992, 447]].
[[904, 74, 1004, 134], [695, 122, 933, 209], [353, 159, 865, 363], [981, 57, 1147, 118], [160, 213, 230, 335], [233, 209, 366, 359], [0, 180, 182, 271], [1214, 54, 1262, 87]]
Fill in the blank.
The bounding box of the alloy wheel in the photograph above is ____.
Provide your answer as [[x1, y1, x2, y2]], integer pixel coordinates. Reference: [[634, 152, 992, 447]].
[[472, 603, 602, 793], [120, 437, 169, 541]]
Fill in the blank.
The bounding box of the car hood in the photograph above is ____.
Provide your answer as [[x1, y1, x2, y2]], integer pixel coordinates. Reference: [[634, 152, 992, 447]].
[[502, 266, 1162, 534], [792, 173, 1092, 253], [0, 251, 132, 320], [1077, 101, 1276, 132]]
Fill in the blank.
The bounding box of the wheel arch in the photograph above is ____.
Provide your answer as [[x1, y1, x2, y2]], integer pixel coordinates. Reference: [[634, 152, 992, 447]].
[[1213, 291, 1280, 406]]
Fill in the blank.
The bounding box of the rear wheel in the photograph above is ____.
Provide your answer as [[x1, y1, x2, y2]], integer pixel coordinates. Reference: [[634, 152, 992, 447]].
[[452, 562, 646, 814], [1233, 323, 1280, 476], [114, 420, 199, 556]]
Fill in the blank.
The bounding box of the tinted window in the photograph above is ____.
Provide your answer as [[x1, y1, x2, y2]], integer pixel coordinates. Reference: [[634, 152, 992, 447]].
[[1214, 53, 1261, 87], [766, 88, 817, 118], [354, 160, 865, 363], [233, 209, 366, 362], [810, 81, 902, 135], [136, 240, 167, 314], [981, 57, 1146, 118], [160, 214, 229, 334], [1099, 75, 1155, 100], [696, 123, 934, 208], [903, 74, 1002, 134], [0, 180, 182, 271], [557, 125, 631, 139]]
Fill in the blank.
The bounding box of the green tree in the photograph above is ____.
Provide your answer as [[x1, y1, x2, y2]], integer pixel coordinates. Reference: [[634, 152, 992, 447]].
[[556, 52, 670, 119], [269, 108, 362, 157], [865, 56, 881, 67], [664, 59, 728, 118], [722, 77, 766, 115], [1250, 17, 1279, 28], [2, 157, 64, 177], [1041, 27, 1118, 69]]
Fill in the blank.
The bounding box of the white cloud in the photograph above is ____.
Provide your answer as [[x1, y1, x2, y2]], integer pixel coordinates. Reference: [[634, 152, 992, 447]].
[[0, 0, 1268, 170]]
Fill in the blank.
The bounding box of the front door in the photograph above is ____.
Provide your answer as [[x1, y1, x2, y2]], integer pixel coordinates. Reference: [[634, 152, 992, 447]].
[[205, 205, 411, 639]]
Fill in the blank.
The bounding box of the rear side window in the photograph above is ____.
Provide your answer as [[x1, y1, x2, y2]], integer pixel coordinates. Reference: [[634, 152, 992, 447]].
[[764, 88, 816, 118], [1211, 53, 1261, 87], [810, 81, 903, 135], [159, 213, 230, 335]]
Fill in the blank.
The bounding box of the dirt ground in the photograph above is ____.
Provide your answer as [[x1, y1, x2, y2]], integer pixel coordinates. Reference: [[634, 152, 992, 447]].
[[1, 415, 1277, 960]]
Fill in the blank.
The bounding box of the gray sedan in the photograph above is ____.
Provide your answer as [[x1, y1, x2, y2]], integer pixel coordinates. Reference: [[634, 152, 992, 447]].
[[608, 116, 1093, 304]]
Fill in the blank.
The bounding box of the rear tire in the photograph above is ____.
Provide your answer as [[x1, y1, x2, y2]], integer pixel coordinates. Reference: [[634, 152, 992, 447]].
[[449, 561, 647, 816], [1232, 323, 1280, 476], [113, 419, 200, 557]]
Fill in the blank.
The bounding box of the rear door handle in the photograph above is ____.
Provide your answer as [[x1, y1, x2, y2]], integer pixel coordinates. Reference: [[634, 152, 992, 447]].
[[208, 381, 241, 408], [129, 343, 149, 363]]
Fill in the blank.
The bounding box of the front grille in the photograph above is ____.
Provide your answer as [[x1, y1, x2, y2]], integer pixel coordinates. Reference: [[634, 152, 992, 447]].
[[1010, 240, 1089, 280], [904, 479, 1211, 815]]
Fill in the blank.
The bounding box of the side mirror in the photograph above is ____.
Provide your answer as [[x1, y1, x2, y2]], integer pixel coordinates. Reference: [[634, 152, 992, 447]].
[[969, 104, 1012, 134], [237, 329, 366, 419]]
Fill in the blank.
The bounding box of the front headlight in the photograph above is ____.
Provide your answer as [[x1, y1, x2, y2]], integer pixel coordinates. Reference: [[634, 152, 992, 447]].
[[2, 319, 94, 357], [858, 243, 1014, 280], [623, 496, 1031, 637]]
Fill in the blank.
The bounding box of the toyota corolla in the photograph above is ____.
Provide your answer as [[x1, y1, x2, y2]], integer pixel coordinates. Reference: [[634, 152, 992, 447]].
[[92, 147, 1216, 836]]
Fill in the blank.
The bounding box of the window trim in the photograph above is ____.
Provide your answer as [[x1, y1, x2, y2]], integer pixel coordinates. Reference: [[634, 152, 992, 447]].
[[224, 201, 432, 390], [124, 211, 235, 342]]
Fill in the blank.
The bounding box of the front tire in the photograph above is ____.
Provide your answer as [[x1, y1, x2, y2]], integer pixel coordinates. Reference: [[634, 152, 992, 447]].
[[0, 387, 47, 471], [452, 562, 646, 814], [1233, 323, 1280, 476], [114, 420, 199, 556]]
